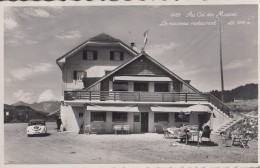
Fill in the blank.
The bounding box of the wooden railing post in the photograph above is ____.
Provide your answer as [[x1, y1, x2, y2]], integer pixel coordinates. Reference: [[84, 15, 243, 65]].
[[89, 92, 91, 101], [208, 94, 211, 102], [114, 92, 116, 101], [162, 93, 164, 102], [185, 93, 188, 102], [138, 92, 141, 101]]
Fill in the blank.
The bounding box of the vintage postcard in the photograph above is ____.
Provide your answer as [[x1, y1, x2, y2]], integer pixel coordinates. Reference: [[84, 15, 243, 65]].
[[1, 0, 259, 167]]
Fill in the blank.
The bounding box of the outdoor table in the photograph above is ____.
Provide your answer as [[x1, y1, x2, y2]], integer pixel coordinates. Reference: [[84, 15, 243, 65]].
[[185, 129, 200, 146]]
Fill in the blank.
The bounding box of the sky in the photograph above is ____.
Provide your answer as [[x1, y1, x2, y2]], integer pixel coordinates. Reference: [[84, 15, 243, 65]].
[[4, 5, 258, 104]]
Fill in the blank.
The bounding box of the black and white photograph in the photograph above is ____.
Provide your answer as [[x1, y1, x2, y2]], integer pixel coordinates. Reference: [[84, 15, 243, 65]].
[[3, 1, 258, 166]]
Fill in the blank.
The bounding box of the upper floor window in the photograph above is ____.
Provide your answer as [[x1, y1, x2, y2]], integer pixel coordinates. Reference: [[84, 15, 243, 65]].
[[154, 82, 169, 92], [83, 50, 97, 60], [73, 71, 86, 81], [110, 51, 124, 61], [113, 82, 128, 91]]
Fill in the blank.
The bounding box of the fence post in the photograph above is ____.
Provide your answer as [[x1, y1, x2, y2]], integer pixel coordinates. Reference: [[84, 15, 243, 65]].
[[114, 92, 116, 101], [89, 92, 91, 101], [185, 93, 187, 102]]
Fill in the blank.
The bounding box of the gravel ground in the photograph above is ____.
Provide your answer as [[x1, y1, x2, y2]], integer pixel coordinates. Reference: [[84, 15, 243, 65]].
[[4, 122, 258, 164]]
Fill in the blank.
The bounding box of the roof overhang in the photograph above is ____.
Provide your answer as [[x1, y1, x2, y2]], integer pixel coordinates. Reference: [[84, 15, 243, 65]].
[[113, 76, 172, 82]]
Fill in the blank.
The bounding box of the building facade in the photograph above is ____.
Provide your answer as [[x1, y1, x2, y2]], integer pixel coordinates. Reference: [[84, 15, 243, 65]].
[[56, 33, 231, 133]]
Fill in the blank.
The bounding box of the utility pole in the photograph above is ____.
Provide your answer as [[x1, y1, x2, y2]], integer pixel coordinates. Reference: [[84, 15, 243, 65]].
[[218, 16, 225, 102]]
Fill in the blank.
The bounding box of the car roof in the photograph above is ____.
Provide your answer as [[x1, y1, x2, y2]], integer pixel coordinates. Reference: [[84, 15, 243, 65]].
[[28, 119, 45, 122]]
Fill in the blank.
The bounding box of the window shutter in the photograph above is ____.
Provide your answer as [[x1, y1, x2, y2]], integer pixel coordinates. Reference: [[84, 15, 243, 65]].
[[120, 52, 124, 61], [73, 71, 77, 80], [110, 51, 114, 60], [93, 51, 98, 60], [83, 50, 87, 60]]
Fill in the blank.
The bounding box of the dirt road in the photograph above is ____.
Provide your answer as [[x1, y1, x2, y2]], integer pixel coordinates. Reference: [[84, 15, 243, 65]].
[[4, 122, 258, 164]]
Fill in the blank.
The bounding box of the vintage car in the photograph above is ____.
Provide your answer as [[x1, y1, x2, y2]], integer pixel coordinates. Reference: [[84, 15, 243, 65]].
[[27, 119, 47, 137]]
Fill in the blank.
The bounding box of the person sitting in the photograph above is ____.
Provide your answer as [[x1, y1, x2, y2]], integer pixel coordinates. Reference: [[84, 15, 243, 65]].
[[179, 124, 191, 142]]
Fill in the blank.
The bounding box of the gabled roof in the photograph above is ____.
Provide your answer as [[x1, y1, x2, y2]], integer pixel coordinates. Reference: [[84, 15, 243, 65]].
[[86, 51, 201, 93], [56, 33, 138, 67]]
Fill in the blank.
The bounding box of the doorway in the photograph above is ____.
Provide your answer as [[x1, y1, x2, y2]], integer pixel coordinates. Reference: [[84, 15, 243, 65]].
[[141, 112, 149, 132]]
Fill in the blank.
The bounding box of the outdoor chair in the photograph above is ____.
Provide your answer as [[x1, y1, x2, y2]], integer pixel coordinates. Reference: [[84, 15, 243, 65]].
[[163, 127, 175, 139], [113, 125, 123, 134], [154, 125, 164, 133], [84, 125, 97, 134], [240, 136, 250, 148], [122, 125, 130, 134], [220, 131, 232, 147]]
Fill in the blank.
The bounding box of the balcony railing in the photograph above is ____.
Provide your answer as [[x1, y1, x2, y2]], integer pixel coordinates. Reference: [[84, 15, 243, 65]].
[[64, 91, 230, 116]]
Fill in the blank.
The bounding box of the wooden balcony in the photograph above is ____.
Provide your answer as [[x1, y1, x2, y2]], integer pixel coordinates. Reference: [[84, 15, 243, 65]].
[[64, 91, 230, 116]]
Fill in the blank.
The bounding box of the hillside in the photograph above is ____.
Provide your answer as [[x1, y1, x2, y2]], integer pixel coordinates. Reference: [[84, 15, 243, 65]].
[[4, 104, 50, 123], [210, 83, 258, 102], [12, 101, 60, 113]]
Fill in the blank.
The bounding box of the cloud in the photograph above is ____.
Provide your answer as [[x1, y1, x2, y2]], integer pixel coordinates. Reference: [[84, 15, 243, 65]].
[[56, 30, 82, 40], [22, 8, 51, 18], [225, 58, 252, 70], [10, 63, 53, 81], [4, 17, 18, 30], [37, 89, 58, 103], [13, 90, 35, 104], [146, 42, 178, 56]]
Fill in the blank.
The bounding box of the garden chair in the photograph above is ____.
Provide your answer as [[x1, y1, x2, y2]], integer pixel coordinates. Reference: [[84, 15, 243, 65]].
[[84, 125, 97, 134], [240, 135, 250, 148], [122, 125, 130, 134], [220, 131, 232, 147], [163, 127, 175, 139], [113, 125, 123, 134]]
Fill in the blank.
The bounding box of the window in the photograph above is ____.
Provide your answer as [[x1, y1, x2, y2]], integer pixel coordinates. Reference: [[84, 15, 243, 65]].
[[73, 71, 86, 81], [175, 113, 190, 122], [91, 112, 106, 122], [113, 82, 128, 91], [79, 112, 83, 117], [154, 82, 169, 92], [134, 82, 148, 92], [110, 51, 124, 61], [154, 113, 169, 122], [134, 115, 140, 122], [83, 50, 97, 60], [112, 112, 127, 122]]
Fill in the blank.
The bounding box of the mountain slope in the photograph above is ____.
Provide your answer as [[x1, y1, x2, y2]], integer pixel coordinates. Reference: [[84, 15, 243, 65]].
[[210, 83, 258, 102], [12, 101, 60, 113]]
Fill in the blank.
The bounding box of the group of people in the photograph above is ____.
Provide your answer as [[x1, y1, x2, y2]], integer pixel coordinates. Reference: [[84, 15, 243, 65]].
[[226, 117, 258, 140]]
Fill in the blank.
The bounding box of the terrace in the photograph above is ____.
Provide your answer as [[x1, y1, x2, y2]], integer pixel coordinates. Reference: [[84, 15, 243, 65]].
[[64, 91, 230, 116]]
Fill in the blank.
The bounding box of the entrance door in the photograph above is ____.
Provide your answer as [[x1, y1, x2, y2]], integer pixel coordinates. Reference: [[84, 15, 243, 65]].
[[141, 112, 149, 132]]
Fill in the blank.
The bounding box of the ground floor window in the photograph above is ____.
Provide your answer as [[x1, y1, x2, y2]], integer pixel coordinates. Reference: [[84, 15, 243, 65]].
[[112, 112, 127, 122], [91, 112, 106, 122], [154, 113, 169, 122], [175, 113, 190, 122]]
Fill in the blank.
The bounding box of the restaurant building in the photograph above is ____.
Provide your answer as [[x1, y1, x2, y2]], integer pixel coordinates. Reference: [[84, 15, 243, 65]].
[[56, 33, 231, 133]]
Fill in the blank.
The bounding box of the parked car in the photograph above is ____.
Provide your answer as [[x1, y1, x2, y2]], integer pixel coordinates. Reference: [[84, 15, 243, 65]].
[[27, 119, 47, 137]]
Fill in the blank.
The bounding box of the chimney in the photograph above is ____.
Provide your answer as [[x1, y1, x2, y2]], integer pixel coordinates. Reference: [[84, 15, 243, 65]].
[[130, 42, 138, 52]]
